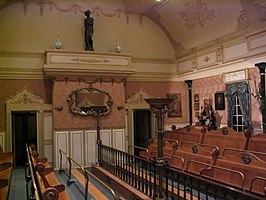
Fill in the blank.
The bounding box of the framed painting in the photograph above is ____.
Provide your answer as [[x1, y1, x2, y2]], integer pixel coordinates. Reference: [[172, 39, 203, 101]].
[[167, 93, 182, 117], [194, 94, 199, 102], [194, 102, 200, 111], [215, 92, 225, 110]]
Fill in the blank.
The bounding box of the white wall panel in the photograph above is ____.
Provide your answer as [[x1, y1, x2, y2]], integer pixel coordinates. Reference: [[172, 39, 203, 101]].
[[101, 130, 112, 146], [84, 130, 97, 166], [44, 144, 53, 162], [43, 115, 52, 140], [70, 131, 84, 166], [0, 133, 4, 151], [112, 129, 125, 151], [54, 131, 69, 168], [224, 43, 248, 60]]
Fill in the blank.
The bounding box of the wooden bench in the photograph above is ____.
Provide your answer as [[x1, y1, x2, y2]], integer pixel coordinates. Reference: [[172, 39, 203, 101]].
[[0, 145, 13, 164], [196, 152, 266, 196], [247, 134, 266, 162], [170, 142, 219, 173], [201, 127, 248, 155], [27, 145, 70, 200], [165, 125, 205, 146], [0, 162, 12, 200]]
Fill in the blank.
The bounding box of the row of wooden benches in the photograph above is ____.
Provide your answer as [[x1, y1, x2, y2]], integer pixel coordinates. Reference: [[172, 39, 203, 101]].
[[26, 144, 70, 200], [139, 126, 266, 197], [164, 125, 266, 160], [0, 145, 13, 200]]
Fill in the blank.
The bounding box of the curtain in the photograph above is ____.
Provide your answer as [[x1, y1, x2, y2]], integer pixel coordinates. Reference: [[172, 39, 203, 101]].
[[225, 81, 250, 128]]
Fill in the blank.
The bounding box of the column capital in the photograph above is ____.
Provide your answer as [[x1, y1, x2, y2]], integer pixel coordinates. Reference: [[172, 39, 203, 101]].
[[255, 62, 266, 74], [185, 80, 192, 88]]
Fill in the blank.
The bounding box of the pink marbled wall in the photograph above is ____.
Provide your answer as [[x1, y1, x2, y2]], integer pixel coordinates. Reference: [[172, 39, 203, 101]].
[[0, 79, 52, 130], [53, 81, 125, 129], [125, 81, 189, 123], [193, 67, 262, 129], [193, 74, 227, 124], [249, 67, 262, 130]]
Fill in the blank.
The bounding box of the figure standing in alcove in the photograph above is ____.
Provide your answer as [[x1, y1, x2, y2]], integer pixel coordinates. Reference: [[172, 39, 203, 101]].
[[84, 10, 94, 51]]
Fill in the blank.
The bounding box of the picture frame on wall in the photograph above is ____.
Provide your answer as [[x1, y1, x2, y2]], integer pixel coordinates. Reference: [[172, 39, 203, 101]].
[[194, 102, 200, 111], [215, 92, 225, 110], [167, 93, 182, 117], [194, 94, 199, 102]]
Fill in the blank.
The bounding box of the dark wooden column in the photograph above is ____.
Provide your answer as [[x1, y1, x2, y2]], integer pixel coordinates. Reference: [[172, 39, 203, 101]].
[[255, 62, 266, 133], [185, 80, 193, 125], [145, 97, 174, 200]]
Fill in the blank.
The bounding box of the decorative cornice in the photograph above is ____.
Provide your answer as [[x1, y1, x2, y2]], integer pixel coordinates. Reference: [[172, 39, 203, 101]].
[[126, 89, 152, 104], [5, 87, 44, 104]]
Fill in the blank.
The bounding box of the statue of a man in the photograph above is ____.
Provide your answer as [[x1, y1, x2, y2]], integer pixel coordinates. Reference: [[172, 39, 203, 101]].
[[84, 10, 94, 51]]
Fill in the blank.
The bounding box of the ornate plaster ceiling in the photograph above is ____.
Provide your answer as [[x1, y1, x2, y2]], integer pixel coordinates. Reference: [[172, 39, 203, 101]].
[[1, 0, 266, 58]]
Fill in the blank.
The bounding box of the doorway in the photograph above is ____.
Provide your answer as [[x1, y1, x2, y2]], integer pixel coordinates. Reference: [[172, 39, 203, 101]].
[[12, 112, 37, 167], [133, 109, 152, 156]]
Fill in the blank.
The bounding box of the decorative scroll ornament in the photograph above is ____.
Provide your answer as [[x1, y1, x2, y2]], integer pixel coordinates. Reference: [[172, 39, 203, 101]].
[[237, 10, 249, 30], [241, 153, 252, 164], [255, 2, 266, 22], [186, 125, 192, 132], [180, 0, 216, 30], [192, 145, 198, 154], [221, 127, 228, 135], [216, 46, 223, 63], [5, 88, 44, 104]]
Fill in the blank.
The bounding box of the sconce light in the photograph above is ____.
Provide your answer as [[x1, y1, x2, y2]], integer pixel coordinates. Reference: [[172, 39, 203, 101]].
[[117, 105, 124, 110], [55, 106, 63, 111]]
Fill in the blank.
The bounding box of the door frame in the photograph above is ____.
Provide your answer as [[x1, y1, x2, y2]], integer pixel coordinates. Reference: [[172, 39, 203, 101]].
[[5, 88, 51, 157], [12, 111, 37, 167], [125, 90, 155, 153]]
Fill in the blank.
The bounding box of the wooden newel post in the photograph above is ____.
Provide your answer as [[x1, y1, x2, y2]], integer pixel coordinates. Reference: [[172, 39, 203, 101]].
[[145, 98, 174, 200]]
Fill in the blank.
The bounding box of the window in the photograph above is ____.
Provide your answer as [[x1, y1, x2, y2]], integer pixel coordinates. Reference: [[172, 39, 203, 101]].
[[232, 96, 245, 132]]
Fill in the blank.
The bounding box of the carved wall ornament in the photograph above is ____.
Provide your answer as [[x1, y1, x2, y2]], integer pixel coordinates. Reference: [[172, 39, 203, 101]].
[[191, 53, 198, 69], [180, 0, 216, 30], [126, 90, 152, 104], [255, 3, 266, 22], [216, 46, 223, 63], [204, 56, 210, 62], [237, 10, 249, 30], [5, 88, 44, 104]]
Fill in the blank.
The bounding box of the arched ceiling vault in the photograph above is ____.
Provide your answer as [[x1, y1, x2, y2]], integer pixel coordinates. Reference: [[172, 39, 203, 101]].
[[1, 0, 266, 59]]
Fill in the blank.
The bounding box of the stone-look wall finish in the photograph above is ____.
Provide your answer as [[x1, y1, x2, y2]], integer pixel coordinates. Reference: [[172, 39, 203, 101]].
[[125, 81, 189, 124], [53, 81, 125, 129], [0, 79, 52, 130]]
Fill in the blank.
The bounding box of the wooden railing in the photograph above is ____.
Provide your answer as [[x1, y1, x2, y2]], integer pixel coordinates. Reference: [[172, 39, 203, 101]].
[[99, 143, 264, 200], [59, 149, 120, 200]]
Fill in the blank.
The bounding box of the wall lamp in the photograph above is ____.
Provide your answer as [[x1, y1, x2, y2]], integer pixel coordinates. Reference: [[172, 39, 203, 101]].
[[55, 106, 63, 111]]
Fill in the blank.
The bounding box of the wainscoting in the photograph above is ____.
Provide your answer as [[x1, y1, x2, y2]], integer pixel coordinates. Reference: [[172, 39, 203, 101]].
[[54, 129, 125, 168]]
